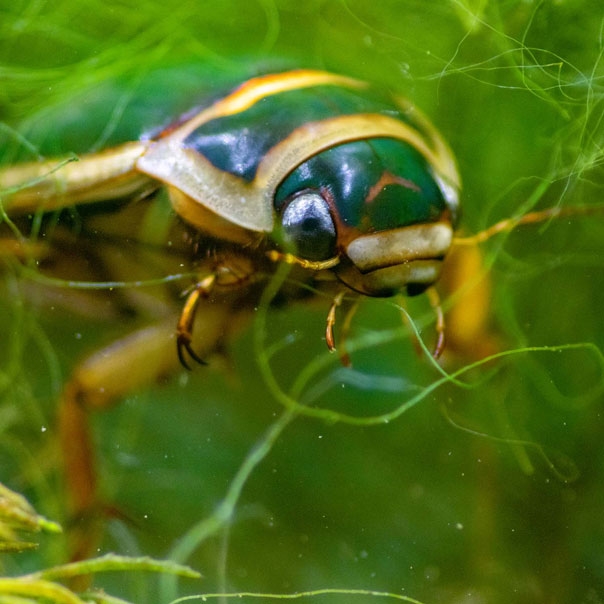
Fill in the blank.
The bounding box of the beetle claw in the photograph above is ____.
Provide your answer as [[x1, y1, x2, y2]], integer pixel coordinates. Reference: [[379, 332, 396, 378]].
[[177, 346, 191, 371], [175, 274, 217, 370], [177, 334, 207, 370]]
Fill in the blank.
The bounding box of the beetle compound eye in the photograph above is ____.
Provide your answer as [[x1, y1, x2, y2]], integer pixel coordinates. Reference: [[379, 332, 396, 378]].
[[281, 192, 337, 261]]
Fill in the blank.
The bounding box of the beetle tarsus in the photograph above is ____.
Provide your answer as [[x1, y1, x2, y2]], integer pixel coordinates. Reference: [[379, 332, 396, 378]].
[[176, 274, 216, 369], [325, 291, 346, 352], [177, 334, 207, 370], [325, 291, 353, 366]]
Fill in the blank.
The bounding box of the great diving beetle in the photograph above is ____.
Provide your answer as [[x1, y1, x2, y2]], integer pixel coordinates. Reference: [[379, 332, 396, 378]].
[[1, 68, 460, 365], [0, 67, 461, 554]]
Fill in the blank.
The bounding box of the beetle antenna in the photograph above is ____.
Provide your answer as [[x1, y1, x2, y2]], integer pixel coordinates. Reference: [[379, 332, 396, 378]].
[[266, 250, 340, 270], [453, 204, 601, 246]]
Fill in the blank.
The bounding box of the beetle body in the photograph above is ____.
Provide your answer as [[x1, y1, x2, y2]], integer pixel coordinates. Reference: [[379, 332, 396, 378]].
[[2, 67, 459, 305], [0, 67, 460, 553]]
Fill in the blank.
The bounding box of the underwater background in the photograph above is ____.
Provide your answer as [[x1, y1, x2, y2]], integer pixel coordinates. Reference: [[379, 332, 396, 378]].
[[1, 1, 604, 602]]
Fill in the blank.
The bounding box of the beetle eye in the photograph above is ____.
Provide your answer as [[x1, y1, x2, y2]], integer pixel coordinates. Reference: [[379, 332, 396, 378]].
[[280, 192, 337, 261]]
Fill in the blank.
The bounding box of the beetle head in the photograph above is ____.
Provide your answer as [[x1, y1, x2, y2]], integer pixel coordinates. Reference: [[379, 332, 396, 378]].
[[273, 138, 458, 297]]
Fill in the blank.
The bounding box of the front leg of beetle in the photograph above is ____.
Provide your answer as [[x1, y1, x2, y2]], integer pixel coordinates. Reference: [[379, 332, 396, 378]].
[[177, 257, 257, 369], [177, 274, 216, 369]]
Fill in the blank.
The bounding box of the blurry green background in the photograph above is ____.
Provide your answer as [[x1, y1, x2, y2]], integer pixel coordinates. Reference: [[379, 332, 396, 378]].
[[1, 0, 604, 602]]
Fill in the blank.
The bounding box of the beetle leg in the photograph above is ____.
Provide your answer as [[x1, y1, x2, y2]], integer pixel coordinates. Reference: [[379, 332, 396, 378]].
[[0, 142, 151, 214], [446, 204, 604, 360], [176, 274, 216, 369], [426, 286, 446, 359], [337, 298, 358, 367], [325, 291, 355, 366], [177, 257, 257, 369], [58, 320, 183, 561], [0, 237, 48, 262], [58, 296, 245, 561], [325, 290, 345, 352]]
